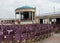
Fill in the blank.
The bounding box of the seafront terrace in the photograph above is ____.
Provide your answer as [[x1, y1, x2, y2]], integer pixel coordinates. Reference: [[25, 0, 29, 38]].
[[0, 24, 58, 43]]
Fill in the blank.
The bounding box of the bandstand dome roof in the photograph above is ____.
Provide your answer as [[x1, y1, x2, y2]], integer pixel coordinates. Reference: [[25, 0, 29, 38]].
[[15, 6, 35, 10]]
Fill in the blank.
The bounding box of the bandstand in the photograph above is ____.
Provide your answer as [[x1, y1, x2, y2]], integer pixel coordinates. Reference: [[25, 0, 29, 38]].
[[15, 6, 36, 24]]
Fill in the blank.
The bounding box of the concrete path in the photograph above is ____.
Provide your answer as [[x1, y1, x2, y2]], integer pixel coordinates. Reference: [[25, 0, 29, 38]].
[[34, 33, 60, 43]]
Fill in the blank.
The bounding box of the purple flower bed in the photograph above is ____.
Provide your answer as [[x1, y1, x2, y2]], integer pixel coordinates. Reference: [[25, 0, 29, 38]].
[[0, 24, 55, 41]]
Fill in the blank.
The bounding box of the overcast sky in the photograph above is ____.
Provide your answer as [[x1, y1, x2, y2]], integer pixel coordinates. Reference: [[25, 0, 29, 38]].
[[0, 0, 60, 19]]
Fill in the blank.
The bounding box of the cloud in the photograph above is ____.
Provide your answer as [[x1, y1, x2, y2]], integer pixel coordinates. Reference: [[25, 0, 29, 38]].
[[0, 0, 60, 18], [49, 0, 60, 3]]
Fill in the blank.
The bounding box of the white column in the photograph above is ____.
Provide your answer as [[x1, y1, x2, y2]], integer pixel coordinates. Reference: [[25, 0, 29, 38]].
[[50, 21, 51, 24], [21, 14, 24, 19], [54, 18, 56, 24], [47, 18, 49, 24], [32, 12, 33, 20], [44, 19, 46, 24], [15, 14, 17, 24], [43, 19, 45, 24], [29, 12, 31, 19], [15, 12, 20, 24], [32, 12, 34, 24], [19, 12, 21, 20]]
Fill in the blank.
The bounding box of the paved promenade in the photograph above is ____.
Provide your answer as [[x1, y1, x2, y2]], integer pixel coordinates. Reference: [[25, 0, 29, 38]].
[[34, 33, 60, 43]]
